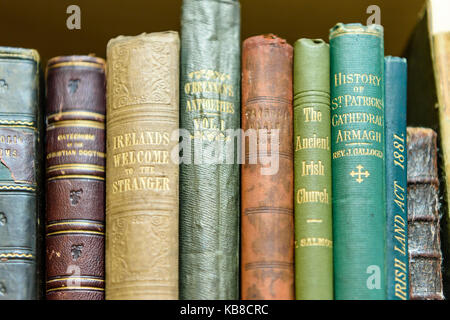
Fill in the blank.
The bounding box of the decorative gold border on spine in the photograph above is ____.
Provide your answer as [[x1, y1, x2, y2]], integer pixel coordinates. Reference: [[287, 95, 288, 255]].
[[330, 31, 383, 39], [0, 124, 37, 130], [46, 277, 105, 283], [46, 120, 105, 130], [329, 23, 383, 40], [0, 50, 40, 62], [46, 111, 105, 121], [46, 287, 105, 293], [47, 61, 105, 70], [0, 120, 35, 126], [46, 164, 105, 173], [0, 253, 34, 259], [47, 174, 105, 182], [46, 221, 104, 228], [46, 230, 105, 236], [0, 185, 36, 191]]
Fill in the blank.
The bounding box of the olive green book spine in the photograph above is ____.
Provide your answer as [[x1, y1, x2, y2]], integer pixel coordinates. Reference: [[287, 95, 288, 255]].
[[293, 39, 333, 300], [179, 0, 241, 299]]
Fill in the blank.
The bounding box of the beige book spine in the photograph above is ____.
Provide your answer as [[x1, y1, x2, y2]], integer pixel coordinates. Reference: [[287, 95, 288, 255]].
[[105, 32, 179, 300]]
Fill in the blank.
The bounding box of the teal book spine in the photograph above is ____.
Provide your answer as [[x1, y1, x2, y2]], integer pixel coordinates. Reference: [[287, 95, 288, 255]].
[[329, 23, 386, 300], [179, 0, 240, 299], [385, 56, 409, 300]]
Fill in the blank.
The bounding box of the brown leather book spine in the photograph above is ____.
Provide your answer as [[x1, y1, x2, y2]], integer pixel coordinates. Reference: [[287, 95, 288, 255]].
[[407, 127, 444, 300], [45, 56, 106, 300], [241, 34, 295, 300]]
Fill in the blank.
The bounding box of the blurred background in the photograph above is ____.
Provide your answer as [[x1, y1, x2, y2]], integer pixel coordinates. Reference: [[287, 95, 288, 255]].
[[0, 0, 425, 64]]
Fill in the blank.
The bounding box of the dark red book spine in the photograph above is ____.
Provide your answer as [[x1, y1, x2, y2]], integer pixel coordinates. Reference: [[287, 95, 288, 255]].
[[45, 56, 106, 300]]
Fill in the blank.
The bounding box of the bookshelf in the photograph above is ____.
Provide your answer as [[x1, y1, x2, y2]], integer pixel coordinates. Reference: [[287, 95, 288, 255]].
[[0, 0, 425, 63]]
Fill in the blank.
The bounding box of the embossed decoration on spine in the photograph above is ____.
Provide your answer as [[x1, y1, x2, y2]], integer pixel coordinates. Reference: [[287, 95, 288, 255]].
[[45, 55, 106, 300], [105, 32, 179, 300], [0, 47, 42, 300], [241, 34, 294, 300]]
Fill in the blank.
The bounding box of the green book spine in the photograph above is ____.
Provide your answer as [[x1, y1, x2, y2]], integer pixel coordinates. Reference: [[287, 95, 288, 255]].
[[329, 23, 386, 300], [179, 0, 240, 299], [293, 39, 333, 300]]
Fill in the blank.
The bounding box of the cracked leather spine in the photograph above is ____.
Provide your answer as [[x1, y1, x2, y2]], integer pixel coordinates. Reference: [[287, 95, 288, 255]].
[[0, 47, 43, 300], [241, 34, 294, 300], [407, 127, 444, 300], [330, 23, 386, 299], [179, 0, 241, 300], [105, 32, 179, 300], [45, 55, 106, 300]]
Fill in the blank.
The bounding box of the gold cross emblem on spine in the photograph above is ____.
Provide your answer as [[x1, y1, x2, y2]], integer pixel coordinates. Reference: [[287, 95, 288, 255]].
[[350, 164, 370, 183]]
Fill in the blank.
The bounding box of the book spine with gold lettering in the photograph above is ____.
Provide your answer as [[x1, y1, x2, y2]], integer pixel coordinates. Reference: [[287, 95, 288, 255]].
[[105, 32, 179, 300], [0, 46, 43, 300], [329, 23, 386, 300], [293, 39, 333, 300], [385, 56, 409, 300], [179, 0, 241, 299], [45, 55, 106, 300]]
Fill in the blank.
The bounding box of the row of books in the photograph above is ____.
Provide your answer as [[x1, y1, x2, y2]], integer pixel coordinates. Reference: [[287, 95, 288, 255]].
[[1, 0, 449, 300]]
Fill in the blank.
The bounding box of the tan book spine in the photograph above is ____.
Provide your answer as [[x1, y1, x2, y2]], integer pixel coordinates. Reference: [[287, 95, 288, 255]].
[[105, 32, 179, 300]]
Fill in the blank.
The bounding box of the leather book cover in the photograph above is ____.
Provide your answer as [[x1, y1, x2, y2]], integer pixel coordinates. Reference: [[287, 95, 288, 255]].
[[241, 34, 294, 300], [45, 55, 106, 300], [0, 47, 43, 300], [293, 38, 333, 300], [0, 47, 42, 300], [407, 127, 444, 300], [106, 32, 179, 300], [179, 0, 241, 299], [329, 23, 386, 300], [385, 57, 409, 300]]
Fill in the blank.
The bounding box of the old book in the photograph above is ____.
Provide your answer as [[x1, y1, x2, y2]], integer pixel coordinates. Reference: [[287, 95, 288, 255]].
[[385, 57, 409, 300], [293, 38, 333, 300], [45, 55, 106, 300], [405, 0, 450, 295], [179, 0, 241, 299], [407, 127, 444, 300], [0, 47, 43, 300], [241, 34, 294, 300], [329, 23, 386, 300], [105, 32, 179, 300]]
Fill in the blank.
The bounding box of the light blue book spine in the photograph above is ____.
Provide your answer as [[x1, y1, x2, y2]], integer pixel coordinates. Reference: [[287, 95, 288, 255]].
[[385, 56, 409, 300]]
